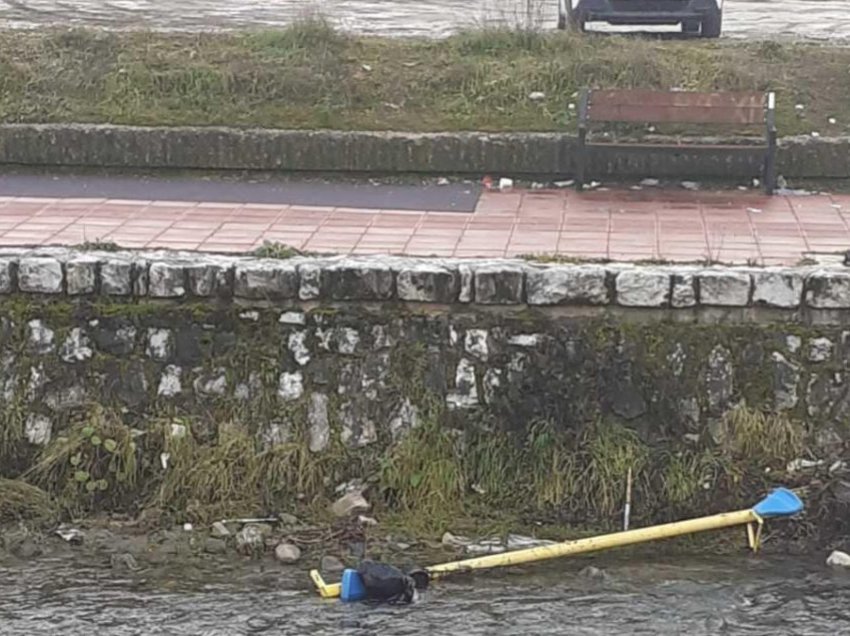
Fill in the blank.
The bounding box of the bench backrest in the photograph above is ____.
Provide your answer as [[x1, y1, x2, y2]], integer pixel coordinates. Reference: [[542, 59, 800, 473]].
[[581, 89, 769, 126]]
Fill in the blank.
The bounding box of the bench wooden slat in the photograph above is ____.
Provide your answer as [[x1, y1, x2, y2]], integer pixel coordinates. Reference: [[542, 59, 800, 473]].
[[587, 104, 765, 125], [588, 142, 768, 151], [586, 90, 765, 125], [589, 90, 764, 109]]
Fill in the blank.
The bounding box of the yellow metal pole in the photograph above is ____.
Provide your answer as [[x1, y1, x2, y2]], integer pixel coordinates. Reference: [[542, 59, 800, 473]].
[[311, 570, 341, 599], [310, 507, 765, 598], [427, 509, 758, 578]]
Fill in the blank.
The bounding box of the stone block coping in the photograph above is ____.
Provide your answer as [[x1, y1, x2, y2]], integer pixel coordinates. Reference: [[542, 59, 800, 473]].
[[0, 247, 848, 311]]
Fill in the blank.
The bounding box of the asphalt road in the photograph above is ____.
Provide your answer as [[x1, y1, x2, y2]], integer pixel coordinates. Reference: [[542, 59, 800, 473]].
[[0, 0, 848, 40]]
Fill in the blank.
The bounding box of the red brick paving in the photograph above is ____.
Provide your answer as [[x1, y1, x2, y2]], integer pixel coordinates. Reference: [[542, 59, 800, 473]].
[[0, 189, 848, 264]]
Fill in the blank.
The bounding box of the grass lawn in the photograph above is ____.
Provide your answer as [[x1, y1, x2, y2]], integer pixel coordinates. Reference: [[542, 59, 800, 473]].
[[0, 22, 847, 136]]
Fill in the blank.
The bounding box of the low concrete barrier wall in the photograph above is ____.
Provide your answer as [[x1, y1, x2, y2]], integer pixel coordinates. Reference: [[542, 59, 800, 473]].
[[0, 124, 847, 179]]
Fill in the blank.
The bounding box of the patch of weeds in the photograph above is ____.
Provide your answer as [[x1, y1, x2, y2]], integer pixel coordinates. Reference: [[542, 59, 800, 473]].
[[388, 343, 431, 405], [0, 399, 28, 476], [379, 414, 464, 527], [74, 239, 122, 252], [155, 420, 263, 521], [723, 405, 805, 468], [244, 17, 348, 57], [659, 448, 735, 513], [465, 429, 523, 505], [252, 241, 303, 259], [0, 478, 56, 526], [581, 420, 650, 519], [519, 253, 610, 265], [25, 406, 139, 515], [755, 40, 792, 63], [451, 27, 549, 55], [525, 419, 577, 509], [154, 417, 343, 523]]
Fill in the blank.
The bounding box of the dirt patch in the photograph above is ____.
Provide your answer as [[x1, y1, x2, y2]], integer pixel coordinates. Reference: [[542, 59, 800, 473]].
[[0, 24, 847, 136]]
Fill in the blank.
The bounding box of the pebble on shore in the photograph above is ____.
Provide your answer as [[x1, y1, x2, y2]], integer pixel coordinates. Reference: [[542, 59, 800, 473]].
[[827, 550, 850, 567], [274, 543, 301, 564]]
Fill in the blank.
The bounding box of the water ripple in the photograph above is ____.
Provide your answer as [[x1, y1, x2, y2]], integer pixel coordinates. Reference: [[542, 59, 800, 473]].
[[1, 555, 849, 635]]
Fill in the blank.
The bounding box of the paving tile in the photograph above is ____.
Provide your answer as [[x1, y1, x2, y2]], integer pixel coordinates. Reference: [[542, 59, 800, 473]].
[[11, 223, 73, 233], [0, 236, 45, 246], [284, 215, 334, 226], [357, 237, 412, 248], [155, 230, 216, 243], [170, 220, 223, 230], [304, 238, 359, 249], [361, 226, 416, 237], [404, 246, 458, 257], [197, 242, 256, 253], [310, 225, 372, 235], [453, 249, 508, 258], [1, 204, 54, 216], [8, 197, 59, 205], [310, 232, 367, 243], [150, 240, 204, 250], [121, 219, 176, 228], [240, 204, 287, 213]]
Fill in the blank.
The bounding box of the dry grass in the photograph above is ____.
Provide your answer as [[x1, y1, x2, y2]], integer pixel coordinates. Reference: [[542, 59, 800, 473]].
[[5, 399, 810, 532], [0, 400, 27, 476], [723, 405, 805, 467], [21, 405, 341, 523], [0, 478, 55, 526], [155, 418, 338, 522], [379, 419, 465, 524], [0, 22, 846, 135]]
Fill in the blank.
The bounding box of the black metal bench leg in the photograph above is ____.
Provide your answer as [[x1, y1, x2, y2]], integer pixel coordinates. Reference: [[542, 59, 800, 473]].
[[764, 131, 777, 195], [576, 126, 586, 192], [764, 92, 777, 195], [575, 89, 590, 192]]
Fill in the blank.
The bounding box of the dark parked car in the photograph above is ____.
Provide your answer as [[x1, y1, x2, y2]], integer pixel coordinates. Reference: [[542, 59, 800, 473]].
[[558, 0, 723, 38]]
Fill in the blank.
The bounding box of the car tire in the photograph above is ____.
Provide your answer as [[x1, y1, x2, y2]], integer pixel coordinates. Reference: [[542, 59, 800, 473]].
[[701, 8, 722, 38], [568, 10, 586, 32], [682, 19, 700, 35]]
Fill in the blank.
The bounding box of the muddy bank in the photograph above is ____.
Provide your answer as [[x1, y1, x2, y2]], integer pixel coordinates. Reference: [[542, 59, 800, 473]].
[[0, 502, 822, 580], [0, 511, 391, 575]]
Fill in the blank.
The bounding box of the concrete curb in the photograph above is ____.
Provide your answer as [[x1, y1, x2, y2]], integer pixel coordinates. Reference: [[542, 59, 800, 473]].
[[0, 124, 848, 179], [2, 247, 849, 311]]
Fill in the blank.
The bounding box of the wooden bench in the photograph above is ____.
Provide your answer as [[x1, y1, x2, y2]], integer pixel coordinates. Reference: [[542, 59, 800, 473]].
[[575, 89, 777, 194]]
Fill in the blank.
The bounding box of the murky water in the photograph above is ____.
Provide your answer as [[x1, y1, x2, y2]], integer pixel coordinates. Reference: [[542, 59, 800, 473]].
[[0, 0, 848, 40], [1, 554, 849, 635]]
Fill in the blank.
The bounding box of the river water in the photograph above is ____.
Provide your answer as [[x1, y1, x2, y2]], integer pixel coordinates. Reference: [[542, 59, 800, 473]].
[[0, 0, 848, 40], [2, 554, 849, 635]]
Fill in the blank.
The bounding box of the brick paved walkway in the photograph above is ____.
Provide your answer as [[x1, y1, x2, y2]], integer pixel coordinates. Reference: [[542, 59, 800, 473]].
[[1, 189, 848, 265]]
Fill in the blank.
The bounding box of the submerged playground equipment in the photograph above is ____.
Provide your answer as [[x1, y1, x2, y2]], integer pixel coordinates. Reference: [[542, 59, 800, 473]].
[[310, 487, 804, 602]]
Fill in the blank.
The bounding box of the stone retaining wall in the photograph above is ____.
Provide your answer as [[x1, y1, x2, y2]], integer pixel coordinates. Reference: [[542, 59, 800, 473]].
[[1, 124, 848, 179], [1, 247, 850, 440], [4, 249, 849, 530]]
